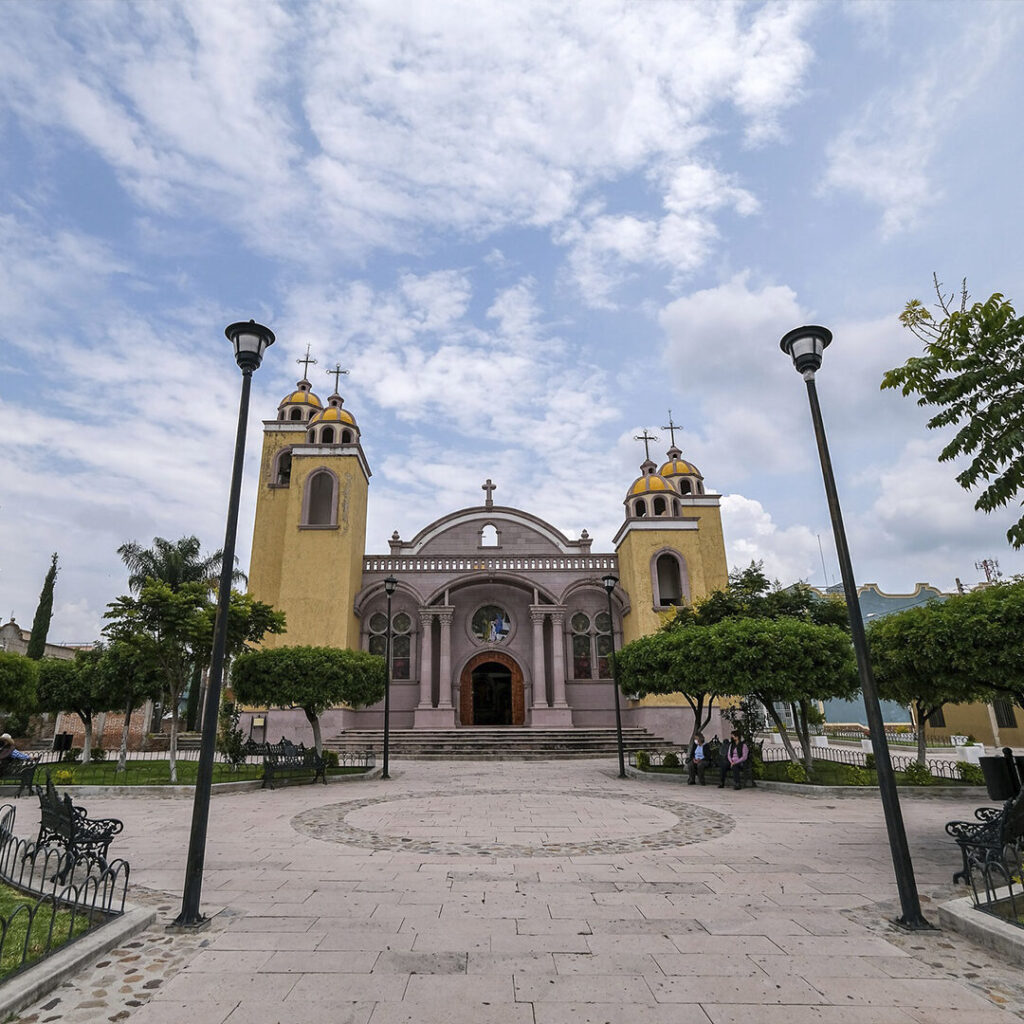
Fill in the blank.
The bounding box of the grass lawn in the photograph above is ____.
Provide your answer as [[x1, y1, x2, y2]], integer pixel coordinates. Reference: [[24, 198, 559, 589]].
[[0, 880, 93, 980], [636, 759, 973, 787], [39, 760, 371, 787]]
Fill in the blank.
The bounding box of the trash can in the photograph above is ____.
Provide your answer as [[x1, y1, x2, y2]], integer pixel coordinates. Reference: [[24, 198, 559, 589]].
[[979, 755, 1017, 801]]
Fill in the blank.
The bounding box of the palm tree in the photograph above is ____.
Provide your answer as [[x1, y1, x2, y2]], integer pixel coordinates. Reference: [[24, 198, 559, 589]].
[[116, 536, 247, 731], [117, 536, 246, 594]]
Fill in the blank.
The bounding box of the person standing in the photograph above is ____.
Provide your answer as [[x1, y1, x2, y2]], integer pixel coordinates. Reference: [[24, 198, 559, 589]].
[[718, 730, 749, 790]]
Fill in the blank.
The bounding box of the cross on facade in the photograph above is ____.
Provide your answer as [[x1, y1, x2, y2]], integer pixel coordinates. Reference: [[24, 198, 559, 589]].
[[482, 479, 496, 508], [661, 411, 682, 450], [326, 363, 349, 394], [634, 429, 659, 462], [297, 344, 317, 380]]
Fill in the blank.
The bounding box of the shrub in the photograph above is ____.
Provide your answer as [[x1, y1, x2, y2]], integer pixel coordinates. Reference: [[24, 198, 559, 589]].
[[785, 762, 808, 783], [966, 734, 978, 744], [635, 750, 650, 771], [322, 750, 339, 768], [752, 759, 764, 780], [841, 764, 871, 786], [61, 747, 81, 764], [216, 701, 247, 767], [662, 752, 680, 769], [902, 761, 934, 786], [957, 761, 984, 785], [864, 753, 876, 771], [90, 747, 107, 762], [53, 768, 76, 785]]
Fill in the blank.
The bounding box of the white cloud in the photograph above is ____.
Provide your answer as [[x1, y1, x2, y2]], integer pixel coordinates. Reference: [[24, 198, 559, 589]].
[[722, 493, 822, 585]]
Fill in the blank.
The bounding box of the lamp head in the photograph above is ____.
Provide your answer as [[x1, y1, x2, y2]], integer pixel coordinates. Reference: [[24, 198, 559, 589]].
[[383, 575, 398, 596], [602, 573, 618, 595], [779, 325, 832, 376], [225, 319, 275, 372]]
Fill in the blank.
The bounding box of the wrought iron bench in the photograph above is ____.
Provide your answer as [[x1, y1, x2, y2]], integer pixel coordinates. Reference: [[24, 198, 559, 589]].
[[946, 788, 1024, 886], [36, 773, 124, 881], [716, 738, 761, 789], [262, 741, 327, 789], [0, 756, 39, 797]]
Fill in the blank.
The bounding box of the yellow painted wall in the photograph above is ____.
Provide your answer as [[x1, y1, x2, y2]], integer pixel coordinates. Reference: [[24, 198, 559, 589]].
[[929, 702, 1024, 749], [248, 429, 368, 651]]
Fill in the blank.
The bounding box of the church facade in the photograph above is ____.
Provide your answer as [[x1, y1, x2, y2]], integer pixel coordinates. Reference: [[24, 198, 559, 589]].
[[245, 370, 728, 740]]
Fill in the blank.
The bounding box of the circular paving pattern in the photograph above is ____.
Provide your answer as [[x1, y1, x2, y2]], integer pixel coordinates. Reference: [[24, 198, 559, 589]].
[[292, 790, 734, 857]]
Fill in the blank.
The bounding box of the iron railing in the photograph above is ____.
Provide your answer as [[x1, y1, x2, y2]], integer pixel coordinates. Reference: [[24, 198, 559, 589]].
[[0, 802, 129, 980]]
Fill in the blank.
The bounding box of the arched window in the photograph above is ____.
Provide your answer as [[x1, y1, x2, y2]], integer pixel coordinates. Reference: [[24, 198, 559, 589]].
[[321, 426, 335, 444], [679, 480, 692, 494], [673, 499, 680, 516], [480, 524, 498, 547], [307, 428, 316, 443], [655, 553, 684, 606], [290, 408, 303, 421], [653, 496, 666, 516], [570, 612, 592, 678], [595, 611, 613, 678], [342, 429, 352, 443], [635, 499, 647, 518], [569, 609, 614, 679], [306, 471, 335, 526], [368, 610, 412, 679], [274, 450, 292, 487]]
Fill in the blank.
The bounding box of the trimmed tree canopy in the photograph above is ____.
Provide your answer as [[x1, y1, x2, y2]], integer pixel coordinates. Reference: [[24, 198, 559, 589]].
[[0, 651, 37, 715], [27, 553, 59, 660]]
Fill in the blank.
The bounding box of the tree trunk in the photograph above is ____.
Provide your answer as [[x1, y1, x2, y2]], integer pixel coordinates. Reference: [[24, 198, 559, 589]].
[[117, 698, 132, 772], [304, 707, 323, 755], [794, 700, 814, 777], [185, 663, 202, 732], [81, 713, 93, 764], [169, 698, 180, 784], [916, 702, 928, 766], [761, 698, 800, 762]]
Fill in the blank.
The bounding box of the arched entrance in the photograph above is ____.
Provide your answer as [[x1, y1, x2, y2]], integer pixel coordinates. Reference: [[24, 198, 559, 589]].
[[459, 651, 525, 726]]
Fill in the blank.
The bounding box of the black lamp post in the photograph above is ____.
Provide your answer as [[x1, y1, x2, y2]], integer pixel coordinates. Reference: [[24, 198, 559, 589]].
[[175, 319, 274, 929], [602, 573, 626, 778], [779, 324, 929, 930], [382, 575, 398, 780]]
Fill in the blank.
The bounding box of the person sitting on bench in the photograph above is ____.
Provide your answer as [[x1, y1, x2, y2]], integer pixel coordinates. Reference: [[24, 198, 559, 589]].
[[687, 732, 708, 786], [0, 733, 35, 763], [718, 730, 749, 790]]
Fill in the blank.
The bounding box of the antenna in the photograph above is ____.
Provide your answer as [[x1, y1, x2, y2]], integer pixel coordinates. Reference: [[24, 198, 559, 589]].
[[975, 558, 1002, 584]]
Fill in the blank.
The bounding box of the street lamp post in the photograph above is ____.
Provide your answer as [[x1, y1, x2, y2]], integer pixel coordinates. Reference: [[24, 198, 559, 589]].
[[175, 320, 275, 929], [779, 325, 929, 930], [602, 573, 626, 779], [382, 575, 398, 780]]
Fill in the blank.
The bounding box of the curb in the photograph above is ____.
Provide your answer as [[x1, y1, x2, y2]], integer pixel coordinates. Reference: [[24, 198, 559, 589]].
[[939, 892, 1024, 962], [0, 903, 157, 1020]]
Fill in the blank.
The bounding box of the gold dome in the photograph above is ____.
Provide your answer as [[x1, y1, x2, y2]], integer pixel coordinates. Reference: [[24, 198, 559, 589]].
[[310, 406, 356, 426], [278, 388, 322, 409], [660, 458, 702, 479], [629, 474, 670, 496]]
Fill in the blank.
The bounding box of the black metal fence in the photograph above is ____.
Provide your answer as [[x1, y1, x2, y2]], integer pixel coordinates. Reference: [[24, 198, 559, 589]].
[[0, 803, 129, 980]]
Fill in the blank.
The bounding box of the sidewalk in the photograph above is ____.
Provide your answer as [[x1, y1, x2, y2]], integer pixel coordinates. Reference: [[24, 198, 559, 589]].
[[12, 760, 1024, 1024]]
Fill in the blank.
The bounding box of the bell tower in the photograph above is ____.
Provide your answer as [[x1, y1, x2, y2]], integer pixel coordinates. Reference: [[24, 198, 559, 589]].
[[613, 420, 727, 644], [248, 357, 370, 649]]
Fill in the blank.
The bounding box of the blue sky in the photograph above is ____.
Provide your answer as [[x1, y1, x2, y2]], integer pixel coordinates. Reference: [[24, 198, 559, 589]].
[[2, 0, 1023, 642]]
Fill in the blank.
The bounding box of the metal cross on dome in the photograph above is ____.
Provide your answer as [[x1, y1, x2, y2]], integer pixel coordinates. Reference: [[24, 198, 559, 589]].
[[297, 344, 317, 380], [633, 429, 659, 462], [482, 479, 497, 508], [326, 363, 349, 394], [661, 411, 682, 449]]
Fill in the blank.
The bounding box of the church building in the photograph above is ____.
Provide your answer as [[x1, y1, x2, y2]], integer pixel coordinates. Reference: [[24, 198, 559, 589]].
[[245, 365, 728, 741]]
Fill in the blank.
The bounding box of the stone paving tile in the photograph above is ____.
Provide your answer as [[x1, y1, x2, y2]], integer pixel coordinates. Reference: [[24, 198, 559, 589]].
[[701, 1008, 919, 1024], [648, 974, 827, 1004], [533, 1004, 714, 1024], [223, 1000, 375, 1024], [514, 974, 657, 1003]]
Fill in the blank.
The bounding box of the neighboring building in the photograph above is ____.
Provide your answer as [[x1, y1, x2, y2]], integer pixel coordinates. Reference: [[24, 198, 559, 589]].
[[0, 618, 92, 661], [244, 373, 728, 744]]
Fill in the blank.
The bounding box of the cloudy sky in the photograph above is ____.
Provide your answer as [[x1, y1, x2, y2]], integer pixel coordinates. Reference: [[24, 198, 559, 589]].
[[2, 0, 1023, 643]]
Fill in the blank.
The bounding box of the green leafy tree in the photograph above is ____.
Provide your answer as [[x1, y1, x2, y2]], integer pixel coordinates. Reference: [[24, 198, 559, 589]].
[[884, 277, 1024, 548], [26, 553, 59, 660], [868, 601, 993, 765], [0, 651, 38, 725], [98, 639, 165, 772], [36, 648, 111, 762], [231, 646, 386, 754]]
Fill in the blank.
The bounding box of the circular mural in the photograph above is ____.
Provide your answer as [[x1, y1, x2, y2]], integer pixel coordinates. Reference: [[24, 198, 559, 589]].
[[471, 605, 511, 644]]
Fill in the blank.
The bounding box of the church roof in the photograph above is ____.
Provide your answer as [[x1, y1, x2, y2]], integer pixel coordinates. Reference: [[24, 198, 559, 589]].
[[660, 457, 702, 479], [628, 473, 670, 495], [279, 382, 322, 409], [310, 405, 356, 426]]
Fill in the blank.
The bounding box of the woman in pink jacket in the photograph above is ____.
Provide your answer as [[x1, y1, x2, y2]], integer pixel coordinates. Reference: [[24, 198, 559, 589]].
[[718, 730, 749, 790]]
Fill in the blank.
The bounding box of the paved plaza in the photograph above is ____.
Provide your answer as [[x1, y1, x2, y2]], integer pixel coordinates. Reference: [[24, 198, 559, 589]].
[[13, 760, 1024, 1024]]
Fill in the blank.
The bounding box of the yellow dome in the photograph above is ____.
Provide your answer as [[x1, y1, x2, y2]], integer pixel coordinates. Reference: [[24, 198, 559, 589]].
[[660, 458, 702, 479], [629, 474, 670, 495], [310, 406, 356, 426], [279, 389, 322, 409]]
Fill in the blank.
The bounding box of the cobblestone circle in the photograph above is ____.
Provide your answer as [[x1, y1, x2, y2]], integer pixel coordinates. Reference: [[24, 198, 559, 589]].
[[292, 788, 735, 856]]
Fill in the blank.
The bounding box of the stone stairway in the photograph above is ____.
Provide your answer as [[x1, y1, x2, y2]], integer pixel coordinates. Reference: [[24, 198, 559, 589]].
[[325, 726, 677, 761]]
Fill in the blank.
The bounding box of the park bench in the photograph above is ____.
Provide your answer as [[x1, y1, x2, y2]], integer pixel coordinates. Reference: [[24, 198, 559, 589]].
[[36, 773, 123, 881], [0, 756, 39, 798], [946, 787, 1024, 886], [715, 738, 761, 789], [262, 740, 327, 789]]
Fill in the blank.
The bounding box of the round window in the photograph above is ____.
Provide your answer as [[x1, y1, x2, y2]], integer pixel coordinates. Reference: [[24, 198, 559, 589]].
[[571, 612, 590, 632], [471, 605, 512, 644], [595, 611, 612, 633], [393, 612, 412, 633], [369, 612, 389, 633]]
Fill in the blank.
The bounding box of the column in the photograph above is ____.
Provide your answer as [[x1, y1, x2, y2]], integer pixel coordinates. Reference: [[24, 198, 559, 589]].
[[550, 608, 568, 708], [530, 607, 547, 708], [437, 607, 454, 708], [417, 609, 433, 709]]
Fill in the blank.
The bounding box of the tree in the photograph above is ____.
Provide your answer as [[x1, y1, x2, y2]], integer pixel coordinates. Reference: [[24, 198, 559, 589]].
[[36, 649, 111, 762], [117, 535, 247, 730], [884, 277, 1024, 548], [867, 602, 992, 765], [231, 646, 386, 754], [26, 553, 59, 660], [98, 639, 165, 772], [0, 651, 37, 725]]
